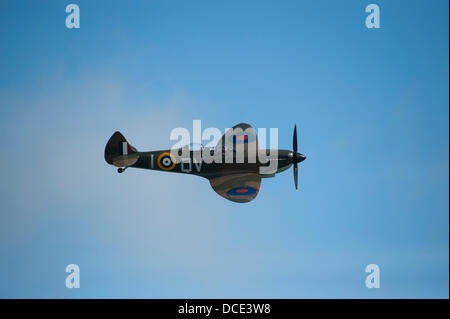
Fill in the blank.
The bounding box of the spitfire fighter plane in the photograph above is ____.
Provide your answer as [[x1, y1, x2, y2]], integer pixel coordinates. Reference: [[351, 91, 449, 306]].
[[104, 123, 306, 203]]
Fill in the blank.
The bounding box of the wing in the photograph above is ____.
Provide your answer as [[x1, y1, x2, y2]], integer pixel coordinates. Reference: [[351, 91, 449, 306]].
[[209, 173, 261, 203], [215, 123, 258, 155]]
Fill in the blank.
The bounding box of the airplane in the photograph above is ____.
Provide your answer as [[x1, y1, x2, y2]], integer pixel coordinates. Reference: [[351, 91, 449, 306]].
[[104, 123, 306, 203]]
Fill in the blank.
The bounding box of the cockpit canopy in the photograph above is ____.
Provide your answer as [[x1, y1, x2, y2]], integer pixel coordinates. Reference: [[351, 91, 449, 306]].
[[182, 143, 204, 151], [179, 143, 236, 155]]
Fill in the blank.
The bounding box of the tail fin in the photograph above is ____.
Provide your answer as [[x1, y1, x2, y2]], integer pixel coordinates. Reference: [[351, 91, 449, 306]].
[[104, 131, 139, 167]]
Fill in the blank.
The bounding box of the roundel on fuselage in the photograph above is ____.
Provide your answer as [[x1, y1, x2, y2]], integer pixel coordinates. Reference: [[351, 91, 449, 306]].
[[157, 152, 176, 170]]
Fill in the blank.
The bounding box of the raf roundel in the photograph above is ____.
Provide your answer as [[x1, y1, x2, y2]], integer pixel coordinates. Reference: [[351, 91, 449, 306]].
[[229, 131, 257, 144], [157, 152, 176, 170], [227, 187, 259, 196]]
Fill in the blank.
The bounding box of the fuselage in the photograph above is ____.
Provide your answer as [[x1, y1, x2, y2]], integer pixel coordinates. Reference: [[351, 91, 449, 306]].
[[130, 148, 294, 179]]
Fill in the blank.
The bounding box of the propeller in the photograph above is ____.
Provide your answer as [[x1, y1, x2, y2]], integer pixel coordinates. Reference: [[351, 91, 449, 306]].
[[292, 124, 306, 191]]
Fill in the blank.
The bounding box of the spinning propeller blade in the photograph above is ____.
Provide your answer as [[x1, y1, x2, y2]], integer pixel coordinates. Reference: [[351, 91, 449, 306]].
[[292, 124, 306, 191]]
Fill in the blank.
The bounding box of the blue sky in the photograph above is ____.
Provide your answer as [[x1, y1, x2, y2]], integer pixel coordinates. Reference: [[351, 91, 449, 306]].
[[0, 0, 448, 298]]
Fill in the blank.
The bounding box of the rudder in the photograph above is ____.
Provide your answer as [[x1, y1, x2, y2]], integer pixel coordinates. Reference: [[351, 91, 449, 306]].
[[104, 131, 139, 167]]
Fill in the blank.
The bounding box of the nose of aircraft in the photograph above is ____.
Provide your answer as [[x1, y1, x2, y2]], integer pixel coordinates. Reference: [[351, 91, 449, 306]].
[[293, 152, 306, 164]]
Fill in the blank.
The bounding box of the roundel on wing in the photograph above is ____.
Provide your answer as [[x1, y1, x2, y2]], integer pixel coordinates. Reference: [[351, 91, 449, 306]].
[[227, 187, 259, 196], [157, 152, 176, 170], [228, 131, 257, 144]]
